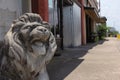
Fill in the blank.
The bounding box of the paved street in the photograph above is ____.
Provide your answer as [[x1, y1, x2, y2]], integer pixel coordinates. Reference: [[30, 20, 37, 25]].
[[47, 37, 120, 80]]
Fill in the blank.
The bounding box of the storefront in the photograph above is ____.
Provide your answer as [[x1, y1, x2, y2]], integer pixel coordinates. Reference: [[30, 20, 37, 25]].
[[48, 0, 82, 48]]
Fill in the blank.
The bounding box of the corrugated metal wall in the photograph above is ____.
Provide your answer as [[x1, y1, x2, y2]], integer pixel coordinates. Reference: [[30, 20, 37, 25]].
[[63, 3, 81, 47], [63, 6, 74, 47], [72, 3, 81, 47]]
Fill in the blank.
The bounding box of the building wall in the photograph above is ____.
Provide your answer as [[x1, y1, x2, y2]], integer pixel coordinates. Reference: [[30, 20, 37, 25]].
[[93, 21, 97, 32], [32, 0, 49, 22], [22, 0, 31, 14], [89, 0, 98, 10], [63, 3, 81, 47], [72, 3, 82, 46], [80, 0, 100, 43], [79, 0, 87, 45], [63, 6, 73, 47], [0, 0, 22, 40]]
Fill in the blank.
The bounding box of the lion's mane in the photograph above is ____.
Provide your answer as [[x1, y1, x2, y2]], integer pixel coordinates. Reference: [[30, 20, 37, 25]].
[[0, 13, 57, 80]]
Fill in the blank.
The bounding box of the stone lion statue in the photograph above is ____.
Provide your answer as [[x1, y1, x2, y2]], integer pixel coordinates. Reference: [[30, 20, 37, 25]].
[[0, 13, 57, 80]]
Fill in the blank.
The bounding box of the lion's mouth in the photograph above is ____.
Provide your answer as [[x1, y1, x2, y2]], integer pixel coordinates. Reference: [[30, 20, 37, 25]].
[[30, 34, 50, 44], [30, 35, 50, 56]]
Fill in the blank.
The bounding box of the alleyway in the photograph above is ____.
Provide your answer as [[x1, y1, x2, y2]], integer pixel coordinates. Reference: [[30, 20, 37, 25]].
[[47, 37, 120, 80]]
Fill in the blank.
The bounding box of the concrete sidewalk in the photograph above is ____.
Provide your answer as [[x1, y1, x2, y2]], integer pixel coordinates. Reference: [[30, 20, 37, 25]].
[[47, 37, 120, 80]]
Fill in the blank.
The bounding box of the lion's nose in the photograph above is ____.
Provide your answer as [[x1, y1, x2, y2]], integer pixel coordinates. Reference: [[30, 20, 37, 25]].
[[37, 27, 47, 33]]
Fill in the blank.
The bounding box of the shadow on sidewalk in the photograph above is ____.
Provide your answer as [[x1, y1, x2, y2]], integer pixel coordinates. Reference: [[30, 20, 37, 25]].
[[47, 58, 84, 80], [47, 39, 109, 80]]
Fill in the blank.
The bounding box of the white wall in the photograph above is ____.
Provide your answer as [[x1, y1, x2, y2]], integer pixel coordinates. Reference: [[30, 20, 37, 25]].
[[63, 6, 74, 47], [72, 3, 81, 47], [0, 0, 22, 40], [63, 3, 81, 47]]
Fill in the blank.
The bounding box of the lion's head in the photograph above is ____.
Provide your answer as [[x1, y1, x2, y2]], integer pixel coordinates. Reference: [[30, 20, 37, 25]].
[[0, 13, 57, 80]]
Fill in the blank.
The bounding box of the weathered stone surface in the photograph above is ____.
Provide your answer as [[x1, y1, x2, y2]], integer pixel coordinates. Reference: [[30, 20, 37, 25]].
[[0, 13, 57, 80]]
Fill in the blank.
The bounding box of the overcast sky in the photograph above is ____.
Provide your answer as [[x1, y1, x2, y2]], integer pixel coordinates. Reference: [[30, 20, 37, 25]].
[[100, 0, 120, 32]]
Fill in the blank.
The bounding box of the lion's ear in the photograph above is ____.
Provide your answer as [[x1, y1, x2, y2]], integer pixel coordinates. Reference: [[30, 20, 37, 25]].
[[11, 22, 25, 33]]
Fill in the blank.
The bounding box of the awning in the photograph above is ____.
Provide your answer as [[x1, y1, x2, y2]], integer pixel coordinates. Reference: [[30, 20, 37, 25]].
[[99, 17, 107, 23], [63, 0, 73, 6], [63, 0, 81, 7], [84, 7, 100, 22]]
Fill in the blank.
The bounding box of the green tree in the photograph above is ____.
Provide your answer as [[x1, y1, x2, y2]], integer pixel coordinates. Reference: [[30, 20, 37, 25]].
[[97, 24, 108, 40]]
